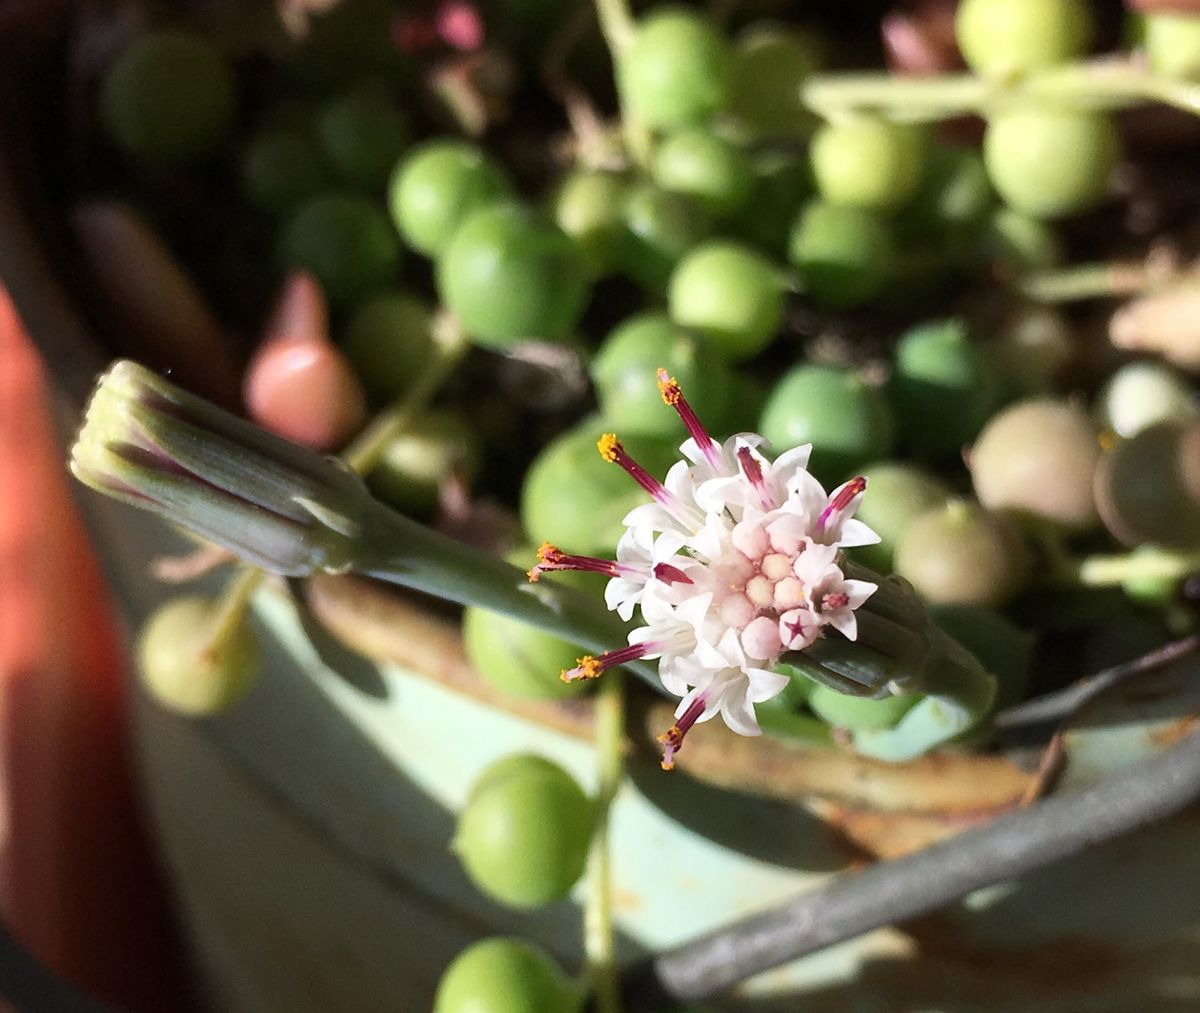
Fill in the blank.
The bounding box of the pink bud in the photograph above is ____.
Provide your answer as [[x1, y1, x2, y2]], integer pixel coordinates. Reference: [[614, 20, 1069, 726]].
[[244, 272, 368, 451], [882, 1, 962, 76], [437, 1, 485, 51]]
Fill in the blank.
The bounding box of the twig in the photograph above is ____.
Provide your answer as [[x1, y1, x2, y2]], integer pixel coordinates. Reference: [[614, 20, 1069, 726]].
[[622, 725, 1200, 1005]]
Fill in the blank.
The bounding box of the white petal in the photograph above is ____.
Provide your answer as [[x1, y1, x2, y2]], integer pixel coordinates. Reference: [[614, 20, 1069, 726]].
[[745, 667, 791, 703], [827, 608, 859, 641], [720, 690, 762, 737], [767, 444, 813, 483], [844, 579, 877, 609], [836, 518, 881, 548]]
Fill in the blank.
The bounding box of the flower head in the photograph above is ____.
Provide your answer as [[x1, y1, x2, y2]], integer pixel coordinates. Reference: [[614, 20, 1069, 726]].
[[529, 370, 881, 769], [70, 360, 369, 575]]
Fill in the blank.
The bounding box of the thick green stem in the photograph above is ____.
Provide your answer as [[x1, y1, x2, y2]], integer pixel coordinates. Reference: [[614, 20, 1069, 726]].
[[802, 59, 1200, 122], [358, 502, 661, 689], [585, 672, 625, 1013], [852, 627, 997, 762]]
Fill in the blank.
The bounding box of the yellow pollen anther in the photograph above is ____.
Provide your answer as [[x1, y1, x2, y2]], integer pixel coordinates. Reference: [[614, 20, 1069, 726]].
[[536, 541, 558, 562], [656, 368, 681, 406], [526, 568, 540, 582], [597, 433, 620, 462], [657, 724, 683, 770], [564, 655, 603, 682]]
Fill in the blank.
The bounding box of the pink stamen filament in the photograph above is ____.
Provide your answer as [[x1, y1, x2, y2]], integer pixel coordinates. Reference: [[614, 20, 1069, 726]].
[[599, 434, 669, 501], [528, 543, 626, 582], [817, 476, 868, 533], [562, 642, 650, 682], [657, 368, 721, 470], [598, 433, 699, 528], [658, 691, 709, 771], [736, 446, 774, 511]]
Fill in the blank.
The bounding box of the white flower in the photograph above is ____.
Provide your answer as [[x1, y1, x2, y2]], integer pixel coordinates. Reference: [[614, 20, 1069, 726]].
[[791, 540, 878, 641], [695, 438, 812, 517], [658, 629, 791, 770], [528, 370, 881, 769], [602, 527, 688, 621]]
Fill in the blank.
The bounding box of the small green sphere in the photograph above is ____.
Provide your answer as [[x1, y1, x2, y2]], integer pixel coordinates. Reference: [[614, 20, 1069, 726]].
[[340, 292, 435, 402], [667, 241, 785, 362], [434, 937, 580, 1013], [617, 9, 732, 129], [1146, 15, 1200, 79], [1096, 361, 1197, 439], [808, 685, 917, 731], [900, 145, 993, 239], [278, 193, 401, 305], [726, 23, 821, 140], [521, 422, 678, 555], [136, 596, 259, 716], [733, 152, 813, 257], [759, 365, 895, 485], [984, 108, 1120, 219], [437, 203, 590, 348], [388, 140, 511, 256], [316, 88, 409, 191], [895, 500, 1029, 606], [890, 318, 1003, 460], [956, 0, 1092, 78], [618, 184, 713, 291], [550, 170, 628, 276], [652, 129, 753, 218], [101, 31, 235, 164], [592, 312, 730, 437], [976, 206, 1064, 273], [789, 201, 894, 308], [1094, 420, 1200, 550], [454, 755, 593, 909], [366, 409, 478, 518], [810, 116, 924, 211], [980, 303, 1073, 395], [970, 398, 1101, 532], [241, 127, 330, 215], [853, 462, 952, 572], [463, 601, 587, 701]]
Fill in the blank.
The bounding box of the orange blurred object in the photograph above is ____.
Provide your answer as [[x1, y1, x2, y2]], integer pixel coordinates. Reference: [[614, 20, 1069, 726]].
[[244, 270, 369, 451], [0, 285, 190, 1009]]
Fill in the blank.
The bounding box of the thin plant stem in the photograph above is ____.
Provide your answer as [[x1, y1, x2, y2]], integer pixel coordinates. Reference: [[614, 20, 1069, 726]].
[[593, 0, 635, 56], [802, 59, 1200, 123], [343, 313, 469, 475], [1018, 262, 1153, 303], [591, 0, 653, 167], [585, 671, 625, 1013], [205, 565, 263, 651], [1072, 548, 1200, 587]]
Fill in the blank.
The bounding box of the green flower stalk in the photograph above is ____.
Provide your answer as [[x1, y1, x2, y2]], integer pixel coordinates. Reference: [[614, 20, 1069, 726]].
[[71, 360, 997, 762], [70, 360, 645, 679]]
